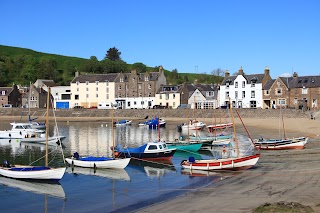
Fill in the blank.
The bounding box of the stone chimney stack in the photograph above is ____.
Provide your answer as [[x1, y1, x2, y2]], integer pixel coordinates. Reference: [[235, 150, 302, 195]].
[[225, 70, 230, 78], [75, 71, 79, 78], [293, 72, 298, 78], [238, 66, 244, 75], [264, 66, 270, 76]]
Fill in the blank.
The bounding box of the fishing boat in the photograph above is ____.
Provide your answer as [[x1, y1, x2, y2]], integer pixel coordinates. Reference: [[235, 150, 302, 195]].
[[254, 105, 308, 150], [181, 100, 260, 171], [139, 117, 166, 128], [65, 106, 131, 169], [113, 141, 176, 161], [0, 87, 66, 182]]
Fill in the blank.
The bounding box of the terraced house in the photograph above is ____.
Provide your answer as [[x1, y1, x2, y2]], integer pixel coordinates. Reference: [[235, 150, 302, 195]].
[[70, 67, 166, 109]]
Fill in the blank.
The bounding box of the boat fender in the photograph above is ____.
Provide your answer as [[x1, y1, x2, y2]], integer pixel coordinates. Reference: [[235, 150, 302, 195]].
[[94, 163, 97, 170], [20, 131, 22, 135], [222, 145, 226, 153], [9, 133, 11, 138]]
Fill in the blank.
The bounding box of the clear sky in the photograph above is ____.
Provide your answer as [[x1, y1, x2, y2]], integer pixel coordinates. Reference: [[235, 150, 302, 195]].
[[1, 0, 319, 79]]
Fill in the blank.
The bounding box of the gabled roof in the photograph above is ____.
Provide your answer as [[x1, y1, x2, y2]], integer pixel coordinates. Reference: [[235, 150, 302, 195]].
[[263, 79, 275, 90], [221, 74, 264, 85], [0, 87, 13, 96], [71, 73, 118, 83]]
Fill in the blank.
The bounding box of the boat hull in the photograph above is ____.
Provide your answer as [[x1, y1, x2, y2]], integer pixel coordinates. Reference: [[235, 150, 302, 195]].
[[0, 166, 66, 181], [65, 157, 130, 169], [116, 150, 176, 161], [254, 137, 308, 150], [181, 154, 260, 171]]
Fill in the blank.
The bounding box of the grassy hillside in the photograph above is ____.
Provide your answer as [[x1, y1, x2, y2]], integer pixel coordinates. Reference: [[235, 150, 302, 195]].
[[0, 45, 223, 85]]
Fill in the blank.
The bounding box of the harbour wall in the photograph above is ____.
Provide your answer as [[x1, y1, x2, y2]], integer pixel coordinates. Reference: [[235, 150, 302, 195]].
[[0, 108, 311, 121]]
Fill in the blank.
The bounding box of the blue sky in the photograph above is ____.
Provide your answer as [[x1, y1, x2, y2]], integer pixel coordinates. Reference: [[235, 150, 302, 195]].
[[1, 0, 319, 79]]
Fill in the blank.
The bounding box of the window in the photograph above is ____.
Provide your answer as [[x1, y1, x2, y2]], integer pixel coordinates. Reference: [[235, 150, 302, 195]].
[[106, 94, 109, 99], [95, 81, 99, 85], [250, 101, 257, 108], [302, 88, 308, 95], [134, 101, 137, 105], [139, 93, 142, 97], [145, 76, 149, 81], [251, 83, 255, 87], [235, 82, 238, 88], [148, 145, 157, 150], [166, 94, 169, 100], [75, 95, 79, 100], [120, 78, 124, 82], [294, 98, 298, 105], [173, 102, 175, 107], [235, 91, 238, 98], [118, 85, 122, 90], [226, 92, 229, 97], [86, 88, 89, 92], [86, 81, 89, 85], [148, 93, 152, 97], [226, 82, 229, 89], [265, 90, 269, 95], [173, 94, 176, 99], [76, 81, 79, 85], [160, 94, 162, 99], [278, 99, 286, 105], [251, 91, 255, 98], [96, 87, 98, 91], [77, 88, 79, 92], [106, 88, 109, 93], [128, 102, 131, 107], [276, 88, 282, 95], [96, 94, 98, 98], [242, 91, 245, 98], [86, 94, 89, 98], [105, 81, 109, 86], [138, 84, 142, 90], [148, 84, 151, 89], [242, 81, 245, 88]]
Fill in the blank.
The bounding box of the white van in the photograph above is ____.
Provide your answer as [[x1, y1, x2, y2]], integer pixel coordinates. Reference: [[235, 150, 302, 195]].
[[97, 102, 116, 109]]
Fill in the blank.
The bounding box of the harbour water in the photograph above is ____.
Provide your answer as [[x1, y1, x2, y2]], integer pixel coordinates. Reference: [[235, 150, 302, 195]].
[[0, 121, 240, 212]]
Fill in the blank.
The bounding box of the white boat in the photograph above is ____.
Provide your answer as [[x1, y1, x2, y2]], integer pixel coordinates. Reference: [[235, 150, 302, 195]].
[[0, 176, 66, 199], [181, 120, 206, 130], [254, 137, 308, 150], [65, 107, 131, 169], [115, 119, 132, 126], [0, 122, 42, 139], [0, 87, 66, 182], [65, 155, 131, 169], [66, 167, 130, 181]]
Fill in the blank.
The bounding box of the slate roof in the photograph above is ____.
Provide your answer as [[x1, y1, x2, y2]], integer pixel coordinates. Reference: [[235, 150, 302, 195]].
[[71, 73, 118, 83], [0, 87, 13, 96], [263, 79, 275, 90], [221, 74, 265, 85], [288, 76, 320, 88]]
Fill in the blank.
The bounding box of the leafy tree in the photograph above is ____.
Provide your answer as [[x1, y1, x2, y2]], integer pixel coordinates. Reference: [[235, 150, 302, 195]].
[[170, 69, 179, 79], [105, 47, 121, 61], [36, 57, 58, 80], [100, 59, 127, 73], [131, 62, 147, 73]]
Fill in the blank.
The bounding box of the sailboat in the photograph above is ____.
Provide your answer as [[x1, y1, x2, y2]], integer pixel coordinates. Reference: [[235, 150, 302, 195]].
[[181, 99, 260, 171], [254, 104, 308, 150], [65, 106, 130, 169], [0, 87, 66, 181]]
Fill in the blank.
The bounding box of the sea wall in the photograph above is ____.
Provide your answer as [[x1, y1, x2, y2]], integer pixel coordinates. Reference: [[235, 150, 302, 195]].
[[0, 108, 310, 121]]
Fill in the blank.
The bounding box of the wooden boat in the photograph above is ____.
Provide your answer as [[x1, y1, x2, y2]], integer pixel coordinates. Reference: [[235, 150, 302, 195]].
[[0, 87, 66, 182], [181, 99, 260, 171], [113, 141, 176, 161], [254, 137, 308, 150], [207, 123, 233, 133], [65, 106, 130, 169], [254, 105, 308, 150]]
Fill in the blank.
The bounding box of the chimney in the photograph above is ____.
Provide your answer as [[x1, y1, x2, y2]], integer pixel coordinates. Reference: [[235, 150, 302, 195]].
[[264, 66, 270, 76], [131, 69, 137, 75], [293, 72, 298, 78], [238, 66, 244, 75], [75, 71, 79, 78], [225, 70, 230, 78], [194, 79, 199, 85]]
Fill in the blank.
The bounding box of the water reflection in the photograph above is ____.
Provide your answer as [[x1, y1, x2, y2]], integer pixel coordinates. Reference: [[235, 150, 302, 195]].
[[66, 167, 130, 181], [129, 159, 176, 179]]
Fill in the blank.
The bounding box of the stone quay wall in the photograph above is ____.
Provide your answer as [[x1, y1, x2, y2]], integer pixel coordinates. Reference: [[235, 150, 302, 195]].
[[0, 108, 311, 121]]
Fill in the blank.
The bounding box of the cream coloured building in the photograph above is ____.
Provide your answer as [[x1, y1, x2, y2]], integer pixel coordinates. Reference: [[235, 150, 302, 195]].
[[155, 85, 181, 109]]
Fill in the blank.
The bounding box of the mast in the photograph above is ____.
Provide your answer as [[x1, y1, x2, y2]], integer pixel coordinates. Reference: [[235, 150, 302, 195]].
[[186, 105, 190, 143], [158, 116, 160, 142], [229, 97, 239, 157], [280, 104, 286, 139], [112, 107, 115, 158], [45, 87, 50, 167], [28, 81, 31, 121]]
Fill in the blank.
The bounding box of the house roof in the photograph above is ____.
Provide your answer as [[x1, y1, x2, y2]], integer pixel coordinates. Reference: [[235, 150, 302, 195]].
[[221, 74, 265, 85], [263, 79, 275, 90], [0, 87, 13, 96]]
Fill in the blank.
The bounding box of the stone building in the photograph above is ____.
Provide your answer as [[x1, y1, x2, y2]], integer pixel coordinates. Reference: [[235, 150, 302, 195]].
[[0, 84, 22, 107]]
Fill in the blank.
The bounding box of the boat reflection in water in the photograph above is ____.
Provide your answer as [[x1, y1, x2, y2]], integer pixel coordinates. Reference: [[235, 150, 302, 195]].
[[66, 166, 130, 181], [128, 159, 176, 179], [0, 176, 66, 199], [181, 168, 236, 179]]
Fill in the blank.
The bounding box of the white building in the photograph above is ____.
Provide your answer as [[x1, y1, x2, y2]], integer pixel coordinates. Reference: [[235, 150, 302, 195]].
[[51, 86, 71, 109], [219, 67, 272, 108]]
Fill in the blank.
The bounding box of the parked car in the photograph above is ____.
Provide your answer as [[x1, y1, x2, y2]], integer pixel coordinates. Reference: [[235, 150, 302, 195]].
[[177, 104, 191, 109], [1, 104, 13, 108], [73, 106, 83, 109], [153, 105, 167, 109]]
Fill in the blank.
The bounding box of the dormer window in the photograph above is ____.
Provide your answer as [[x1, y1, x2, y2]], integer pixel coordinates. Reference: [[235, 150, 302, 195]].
[[1, 91, 5, 95], [120, 77, 124, 82], [311, 78, 315, 83], [105, 81, 109, 86], [145, 76, 149, 81], [76, 81, 79, 85], [251, 82, 255, 87]]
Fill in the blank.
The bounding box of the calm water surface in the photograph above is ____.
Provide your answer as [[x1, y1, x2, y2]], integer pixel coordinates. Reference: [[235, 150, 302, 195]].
[[0, 121, 242, 213]]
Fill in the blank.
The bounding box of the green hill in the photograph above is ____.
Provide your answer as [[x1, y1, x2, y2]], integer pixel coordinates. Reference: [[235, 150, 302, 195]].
[[0, 45, 223, 86]]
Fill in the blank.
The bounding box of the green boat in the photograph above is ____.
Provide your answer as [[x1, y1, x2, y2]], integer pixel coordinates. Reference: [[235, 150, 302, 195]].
[[167, 142, 202, 152]]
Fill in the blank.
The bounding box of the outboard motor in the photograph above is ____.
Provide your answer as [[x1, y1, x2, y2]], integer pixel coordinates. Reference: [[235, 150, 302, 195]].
[[73, 152, 80, 159], [3, 160, 10, 168]]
